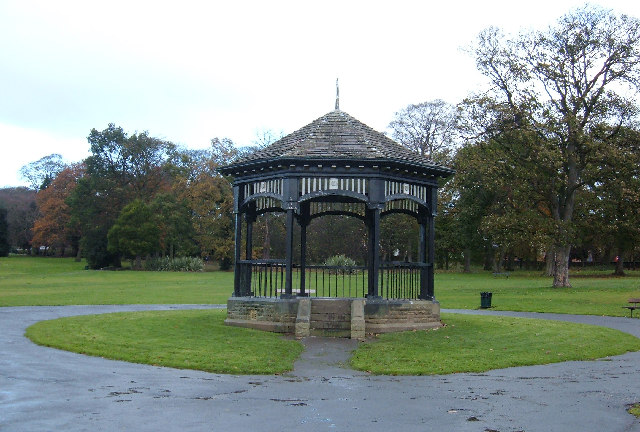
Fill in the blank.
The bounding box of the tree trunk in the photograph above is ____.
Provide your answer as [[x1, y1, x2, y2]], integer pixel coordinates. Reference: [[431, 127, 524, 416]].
[[545, 249, 554, 276], [552, 245, 571, 287], [483, 248, 493, 271], [614, 249, 625, 276], [135, 255, 142, 270], [505, 253, 513, 271], [463, 248, 471, 273]]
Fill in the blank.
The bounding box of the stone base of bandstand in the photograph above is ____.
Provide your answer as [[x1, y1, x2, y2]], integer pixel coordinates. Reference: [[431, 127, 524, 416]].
[[225, 297, 441, 340]]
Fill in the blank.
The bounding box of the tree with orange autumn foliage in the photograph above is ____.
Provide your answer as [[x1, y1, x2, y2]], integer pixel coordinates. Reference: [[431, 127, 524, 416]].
[[173, 138, 238, 269], [32, 164, 84, 256]]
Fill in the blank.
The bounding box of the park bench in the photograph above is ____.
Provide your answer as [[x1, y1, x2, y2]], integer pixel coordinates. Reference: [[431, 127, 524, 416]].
[[492, 272, 510, 278], [623, 298, 640, 318]]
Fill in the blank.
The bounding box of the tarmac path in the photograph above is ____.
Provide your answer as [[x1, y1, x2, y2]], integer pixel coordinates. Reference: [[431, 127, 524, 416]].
[[2, 305, 640, 432]]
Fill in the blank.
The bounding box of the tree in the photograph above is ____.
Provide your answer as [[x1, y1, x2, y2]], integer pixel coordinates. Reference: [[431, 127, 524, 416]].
[[107, 200, 160, 269], [468, 6, 640, 286], [451, 136, 553, 273], [388, 99, 458, 164], [85, 124, 175, 201], [174, 138, 238, 269], [0, 187, 37, 251], [576, 126, 640, 275], [253, 128, 284, 148], [305, 215, 368, 264], [0, 207, 9, 256], [19, 154, 65, 190], [150, 193, 196, 258], [69, 124, 176, 269], [32, 164, 83, 257]]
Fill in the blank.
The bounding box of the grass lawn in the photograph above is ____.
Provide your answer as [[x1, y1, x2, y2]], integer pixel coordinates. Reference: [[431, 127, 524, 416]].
[[350, 313, 640, 375], [26, 309, 304, 374], [0, 256, 232, 306], [3, 256, 640, 317], [9, 256, 640, 376], [26, 310, 640, 376], [436, 271, 640, 316]]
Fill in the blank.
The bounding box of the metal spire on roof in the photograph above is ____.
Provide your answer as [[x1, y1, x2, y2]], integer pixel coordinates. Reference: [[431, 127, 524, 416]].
[[335, 78, 340, 110]]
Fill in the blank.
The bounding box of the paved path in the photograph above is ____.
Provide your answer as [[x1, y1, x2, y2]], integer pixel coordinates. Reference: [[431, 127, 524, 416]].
[[2, 305, 640, 432]]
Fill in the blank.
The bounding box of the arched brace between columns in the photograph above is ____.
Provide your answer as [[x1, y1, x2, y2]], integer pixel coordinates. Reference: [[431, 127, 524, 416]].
[[240, 193, 284, 212], [255, 207, 286, 216], [381, 208, 422, 219], [384, 193, 429, 209], [308, 210, 367, 222], [299, 190, 369, 204]]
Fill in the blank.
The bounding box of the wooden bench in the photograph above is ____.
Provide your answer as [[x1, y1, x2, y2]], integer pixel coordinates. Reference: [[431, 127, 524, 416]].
[[492, 272, 510, 278], [623, 298, 640, 318]]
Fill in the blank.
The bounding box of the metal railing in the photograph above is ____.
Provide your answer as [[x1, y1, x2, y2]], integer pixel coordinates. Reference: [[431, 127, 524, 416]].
[[236, 259, 285, 297], [379, 261, 430, 300], [236, 260, 430, 299], [301, 265, 368, 298]]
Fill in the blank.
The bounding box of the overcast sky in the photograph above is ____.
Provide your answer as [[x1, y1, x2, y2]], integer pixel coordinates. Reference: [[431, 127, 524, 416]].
[[1, 0, 639, 188]]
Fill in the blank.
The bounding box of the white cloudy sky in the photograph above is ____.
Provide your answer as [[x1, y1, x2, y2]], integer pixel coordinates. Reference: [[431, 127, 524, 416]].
[[1, 0, 639, 187]]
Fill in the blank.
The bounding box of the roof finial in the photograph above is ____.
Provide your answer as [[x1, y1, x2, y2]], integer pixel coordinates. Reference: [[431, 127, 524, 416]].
[[335, 78, 340, 110]]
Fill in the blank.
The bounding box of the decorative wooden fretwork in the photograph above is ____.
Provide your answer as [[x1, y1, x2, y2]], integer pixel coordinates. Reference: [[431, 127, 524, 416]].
[[384, 180, 427, 203], [244, 179, 283, 199], [383, 199, 419, 214], [300, 177, 369, 197], [255, 196, 282, 212]]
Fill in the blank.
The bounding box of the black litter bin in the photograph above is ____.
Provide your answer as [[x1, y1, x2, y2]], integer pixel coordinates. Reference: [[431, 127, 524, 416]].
[[480, 292, 492, 308]]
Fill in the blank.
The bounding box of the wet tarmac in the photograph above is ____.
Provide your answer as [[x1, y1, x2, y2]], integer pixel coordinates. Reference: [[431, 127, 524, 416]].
[[2, 305, 640, 431]]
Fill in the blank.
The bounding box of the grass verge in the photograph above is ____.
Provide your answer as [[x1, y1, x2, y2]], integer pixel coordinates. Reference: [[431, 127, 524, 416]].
[[434, 271, 640, 316], [350, 313, 640, 375], [25, 309, 303, 374], [628, 403, 640, 418], [0, 256, 232, 306], [4, 256, 640, 317], [25, 309, 640, 376]]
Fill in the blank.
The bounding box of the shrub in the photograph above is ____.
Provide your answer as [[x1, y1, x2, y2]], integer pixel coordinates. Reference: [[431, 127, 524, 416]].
[[323, 254, 359, 274], [144, 256, 204, 272]]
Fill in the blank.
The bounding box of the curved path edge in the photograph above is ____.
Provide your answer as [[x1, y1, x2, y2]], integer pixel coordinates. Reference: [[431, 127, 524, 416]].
[[2, 305, 640, 432]]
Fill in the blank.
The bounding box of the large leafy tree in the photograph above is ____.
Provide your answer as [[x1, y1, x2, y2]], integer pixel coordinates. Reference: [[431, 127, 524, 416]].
[[576, 126, 640, 275], [69, 124, 175, 268], [174, 138, 238, 269], [32, 164, 83, 257], [107, 200, 160, 269], [452, 135, 553, 273], [0, 187, 37, 251], [468, 6, 640, 286], [150, 193, 196, 259]]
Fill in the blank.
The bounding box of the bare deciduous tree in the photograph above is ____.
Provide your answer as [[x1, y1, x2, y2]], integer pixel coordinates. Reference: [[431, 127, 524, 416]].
[[388, 99, 458, 164]]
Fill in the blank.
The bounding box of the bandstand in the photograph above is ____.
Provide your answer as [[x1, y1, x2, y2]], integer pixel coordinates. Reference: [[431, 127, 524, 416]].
[[219, 102, 453, 339]]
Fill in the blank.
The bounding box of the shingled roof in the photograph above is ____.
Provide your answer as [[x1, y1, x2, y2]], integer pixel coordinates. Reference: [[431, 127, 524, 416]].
[[222, 110, 454, 177]]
